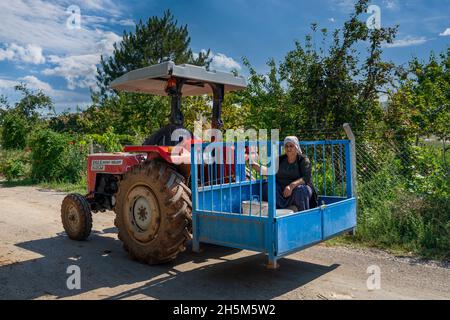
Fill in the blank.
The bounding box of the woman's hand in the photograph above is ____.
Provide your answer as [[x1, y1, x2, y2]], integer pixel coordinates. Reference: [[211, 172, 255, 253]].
[[249, 149, 259, 163], [283, 180, 306, 198], [283, 185, 293, 198], [246, 150, 268, 176], [248, 151, 260, 170]]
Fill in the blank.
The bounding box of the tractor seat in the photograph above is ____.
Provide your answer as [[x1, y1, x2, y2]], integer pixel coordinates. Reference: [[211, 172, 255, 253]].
[[142, 124, 193, 147]]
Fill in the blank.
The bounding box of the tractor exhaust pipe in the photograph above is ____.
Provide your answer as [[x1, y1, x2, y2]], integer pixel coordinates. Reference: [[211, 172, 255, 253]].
[[210, 83, 224, 130], [167, 77, 185, 126]]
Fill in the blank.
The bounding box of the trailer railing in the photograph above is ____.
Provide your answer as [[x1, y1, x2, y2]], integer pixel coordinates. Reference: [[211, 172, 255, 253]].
[[191, 139, 352, 218]]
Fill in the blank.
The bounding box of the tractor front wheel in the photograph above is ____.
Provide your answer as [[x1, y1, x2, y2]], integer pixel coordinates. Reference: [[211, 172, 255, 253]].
[[114, 161, 192, 264], [61, 193, 93, 240]]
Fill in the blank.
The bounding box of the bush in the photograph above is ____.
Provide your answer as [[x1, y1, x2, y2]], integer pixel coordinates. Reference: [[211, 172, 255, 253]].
[[86, 127, 123, 152], [0, 111, 28, 150], [419, 194, 450, 258], [29, 129, 87, 183], [0, 149, 31, 181], [26, 127, 139, 185], [85, 127, 140, 153], [402, 145, 449, 196], [63, 138, 88, 182], [356, 166, 403, 245], [355, 146, 450, 259]]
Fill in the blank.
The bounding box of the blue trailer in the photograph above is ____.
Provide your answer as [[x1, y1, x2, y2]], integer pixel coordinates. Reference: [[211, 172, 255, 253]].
[[190, 139, 357, 268]]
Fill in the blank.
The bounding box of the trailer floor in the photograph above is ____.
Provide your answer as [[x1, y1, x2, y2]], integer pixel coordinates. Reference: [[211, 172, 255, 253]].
[[0, 185, 448, 300]]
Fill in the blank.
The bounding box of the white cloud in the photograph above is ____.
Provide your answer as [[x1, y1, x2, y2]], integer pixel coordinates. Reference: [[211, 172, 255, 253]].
[[0, 75, 93, 113], [439, 28, 450, 36], [0, 0, 124, 90], [0, 78, 18, 89], [0, 1, 131, 114], [83, 15, 109, 26], [384, 36, 428, 48], [19, 76, 53, 92], [0, 0, 121, 55], [0, 43, 45, 64], [95, 31, 122, 55], [43, 54, 99, 90], [0, 0, 129, 109], [383, 0, 399, 11], [42, 31, 121, 90], [114, 18, 136, 26], [195, 50, 241, 71], [72, 0, 121, 15], [0, 76, 51, 91], [334, 0, 399, 13], [211, 53, 241, 71], [332, 0, 355, 13], [0, 49, 15, 61]]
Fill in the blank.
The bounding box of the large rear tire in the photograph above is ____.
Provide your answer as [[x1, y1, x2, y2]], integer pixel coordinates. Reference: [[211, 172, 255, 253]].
[[114, 161, 192, 264], [61, 193, 93, 240]]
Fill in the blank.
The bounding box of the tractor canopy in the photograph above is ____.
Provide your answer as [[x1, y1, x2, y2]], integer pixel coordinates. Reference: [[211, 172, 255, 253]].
[[110, 61, 247, 146], [110, 61, 247, 96]]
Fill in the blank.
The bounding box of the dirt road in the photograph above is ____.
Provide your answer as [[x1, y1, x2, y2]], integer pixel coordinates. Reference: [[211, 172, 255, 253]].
[[0, 185, 448, 300]]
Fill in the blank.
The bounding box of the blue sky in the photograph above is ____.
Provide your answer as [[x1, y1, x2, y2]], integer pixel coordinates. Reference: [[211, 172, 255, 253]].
[[0, 0, 449, 113]]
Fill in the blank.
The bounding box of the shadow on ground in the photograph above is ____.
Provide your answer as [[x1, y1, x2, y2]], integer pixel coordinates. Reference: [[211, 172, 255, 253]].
[[0, 231, 339, 300], [0, 179, 34, 188]]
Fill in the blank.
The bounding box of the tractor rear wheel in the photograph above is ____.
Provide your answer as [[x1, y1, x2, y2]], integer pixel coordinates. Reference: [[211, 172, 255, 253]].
[[61, 193, 93, 240], [114, 161, 192, 264]]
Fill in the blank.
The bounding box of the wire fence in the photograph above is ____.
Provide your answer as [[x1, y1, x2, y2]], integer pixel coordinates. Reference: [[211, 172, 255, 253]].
[[288, 126, 449, 202]]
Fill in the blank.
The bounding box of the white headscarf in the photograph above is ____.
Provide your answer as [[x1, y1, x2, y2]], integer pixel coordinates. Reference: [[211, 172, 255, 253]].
[[284, 136, 302, 154]]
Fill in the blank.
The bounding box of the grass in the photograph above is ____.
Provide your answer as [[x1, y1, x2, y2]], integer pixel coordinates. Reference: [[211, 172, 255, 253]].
[[325, 234, 449, 261], [325, 236, 420, 258], [0, 177, 34, 187], [37, 180, 86, 194], [0, 177, 86, 194]]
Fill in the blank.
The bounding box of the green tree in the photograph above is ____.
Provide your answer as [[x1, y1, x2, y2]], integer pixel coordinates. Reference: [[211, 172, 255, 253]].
[[97, 10, 211, 95], [0, 111, 28, 149], [386, 49, 449, 144], [13, 84, 54, 121], [0, 84, 54, 149], [28, 129, 86, 183], [240, 0, 397, 137], [240, 58, 290, 132], [93, 10, 212, 137]]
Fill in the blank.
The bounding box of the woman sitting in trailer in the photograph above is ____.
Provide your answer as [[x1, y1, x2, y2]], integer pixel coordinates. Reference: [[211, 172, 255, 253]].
[[249, 136, 318, 212]]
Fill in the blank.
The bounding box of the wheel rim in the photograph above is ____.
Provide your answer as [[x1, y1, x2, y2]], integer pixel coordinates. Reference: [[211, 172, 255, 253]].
[[66, 205, 81, 233], [133, 196, 152, 231], [125, 186, 161, 243]]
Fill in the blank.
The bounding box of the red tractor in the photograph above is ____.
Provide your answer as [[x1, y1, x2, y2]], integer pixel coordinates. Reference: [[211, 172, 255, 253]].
[[60, 61, 247, 264]]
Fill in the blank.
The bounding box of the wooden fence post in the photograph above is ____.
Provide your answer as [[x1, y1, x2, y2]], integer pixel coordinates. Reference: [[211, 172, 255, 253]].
[[343, 123, 357, 197], [343, 123, 357, 236]]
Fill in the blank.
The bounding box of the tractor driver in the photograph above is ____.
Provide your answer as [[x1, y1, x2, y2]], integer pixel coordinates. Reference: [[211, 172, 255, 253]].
[[249, 136, 318, 212]]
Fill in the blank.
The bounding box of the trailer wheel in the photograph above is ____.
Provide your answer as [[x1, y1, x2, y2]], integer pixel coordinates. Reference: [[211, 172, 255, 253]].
[[114, 161, 192, 264], [61, 193, 93, 240]]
